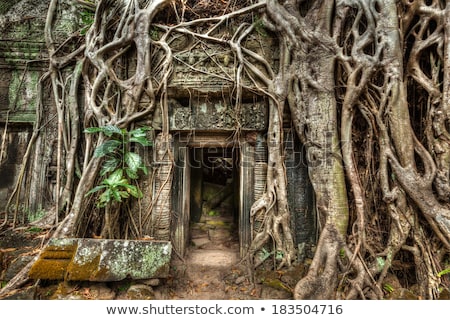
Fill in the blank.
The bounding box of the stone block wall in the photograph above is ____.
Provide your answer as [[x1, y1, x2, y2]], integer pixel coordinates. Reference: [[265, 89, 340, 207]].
[[0, 0, 75, 219]]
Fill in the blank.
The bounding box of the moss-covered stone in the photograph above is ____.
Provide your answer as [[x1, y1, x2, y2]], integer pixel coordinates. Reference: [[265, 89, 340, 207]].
[[28, 238, 172, 281], [28, 239, 78, 280]]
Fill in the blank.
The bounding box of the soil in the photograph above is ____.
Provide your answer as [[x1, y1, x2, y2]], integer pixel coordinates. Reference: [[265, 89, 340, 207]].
[[0, 209, 299, 300]]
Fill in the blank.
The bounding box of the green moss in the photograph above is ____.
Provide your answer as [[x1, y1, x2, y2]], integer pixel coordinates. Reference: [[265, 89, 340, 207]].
[[140, 243, 171, 278], [7, 70, 39, 123], [117, 281, 132, 292], [30, 239, 171, 281], [54, 11, 78, 36], [254, 17, 268, 38], [40, 250, 75, 260], [256, 270, 292, 293], [205, 220, 233, 229], [29, 259, 70, 280], [105, 241, 171, 280], [8, 70, 23, 107], [68, 253, 103, 281], [28, 242, 78, 280], [0, 0, 16, 15]]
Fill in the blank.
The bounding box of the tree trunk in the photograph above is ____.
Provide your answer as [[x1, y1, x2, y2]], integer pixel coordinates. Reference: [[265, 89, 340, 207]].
[[292, 49, 349, 299]]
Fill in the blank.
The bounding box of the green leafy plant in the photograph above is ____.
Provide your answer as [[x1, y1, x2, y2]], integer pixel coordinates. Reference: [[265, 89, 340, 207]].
[[150, 26, 161, 41], [79, 9, 94, 36], [437, 267, 450, 278], [27, 206, 46, 223], [117, 281, 132, 292], [27, 227, 43, 233], [85, 125, 152, 208], [257, 247, 285, 262], [254, 17, 268, 37], [275, 250, 284, 261], [376, 256, 386, 271], [208, 210, 219, 216], [383, 283, 395, 293], [258, 247, 272, 262]]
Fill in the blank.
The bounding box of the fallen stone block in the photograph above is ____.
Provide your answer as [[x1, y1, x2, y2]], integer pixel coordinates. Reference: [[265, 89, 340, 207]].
[[28, 238, 171, 281]]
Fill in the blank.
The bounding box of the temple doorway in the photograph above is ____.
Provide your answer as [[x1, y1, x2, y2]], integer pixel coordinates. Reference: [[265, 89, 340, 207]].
[[171, 133, 254, 259], [187, 146, 239, 252]]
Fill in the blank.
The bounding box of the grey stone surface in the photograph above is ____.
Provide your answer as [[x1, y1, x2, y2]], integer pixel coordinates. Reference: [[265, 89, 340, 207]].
[[166, 98, 267, 131], [29, 238, 172, 281]]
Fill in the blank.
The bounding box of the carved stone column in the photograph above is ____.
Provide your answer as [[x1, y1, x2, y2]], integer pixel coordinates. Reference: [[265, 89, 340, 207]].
[[239, 137, 255, 257], [253, 133, 268, 235], [151, 133, 173, 241]]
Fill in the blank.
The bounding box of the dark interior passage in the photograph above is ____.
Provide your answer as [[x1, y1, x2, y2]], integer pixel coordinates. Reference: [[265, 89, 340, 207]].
[[188, 147, 239, 250]]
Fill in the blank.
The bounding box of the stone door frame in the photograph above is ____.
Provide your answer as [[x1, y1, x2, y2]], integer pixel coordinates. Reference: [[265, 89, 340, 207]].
[[171, 131, 257, 258]]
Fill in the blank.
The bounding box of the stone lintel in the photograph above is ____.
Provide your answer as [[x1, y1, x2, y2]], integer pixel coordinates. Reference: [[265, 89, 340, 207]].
[[152, 98, 267, 131]]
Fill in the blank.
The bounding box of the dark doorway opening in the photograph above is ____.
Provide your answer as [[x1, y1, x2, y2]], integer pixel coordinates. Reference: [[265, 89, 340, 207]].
[[171, 134, 254, 258], [188, 146, 240, 252]]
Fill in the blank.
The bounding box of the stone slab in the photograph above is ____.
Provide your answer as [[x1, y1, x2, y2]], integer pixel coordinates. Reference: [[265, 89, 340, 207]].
[[188, 249, 238, 268], [191, 236, 211, 248], [29, 238, 172, 281]]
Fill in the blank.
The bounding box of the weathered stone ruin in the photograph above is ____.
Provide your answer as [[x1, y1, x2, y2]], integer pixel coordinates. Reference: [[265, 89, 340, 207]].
[[0, 0, 316, 281]]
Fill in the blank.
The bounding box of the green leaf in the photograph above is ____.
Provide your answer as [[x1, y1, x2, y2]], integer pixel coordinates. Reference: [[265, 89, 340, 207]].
[[101, 125, 124, 137], [86, 185, 106, 196], [84, 127, 105, 134], [104, 169, 124, 185], [98, 190, 113, 207], [275, 250, 284, 261], [259, 247, 271, 261], [126, 185, 142, 198], [125, 168, 138, 180], [119, 191, 131, 199], [111, 188, 122, 202], [140, 165, 148, 175], [94, 140, 122, 158], [125, 152, 142, 174], [116, 180, 131, 188], [84, 125, 123, 137], [129, 136, 152, 146], [437, 268, 450, 277], [383, 283, 394, 293], [100, 157, 121, 176], [27, 227, 43, 233], [129, 127, 152, 146], [129, 126, 151, 137]]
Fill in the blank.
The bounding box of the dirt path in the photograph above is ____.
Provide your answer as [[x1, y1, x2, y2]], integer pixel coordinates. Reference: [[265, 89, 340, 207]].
[[155, 211, 258, 300]]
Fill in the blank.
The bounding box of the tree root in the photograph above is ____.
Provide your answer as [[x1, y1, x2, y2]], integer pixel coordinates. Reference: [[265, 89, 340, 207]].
[[294, 225, 344, 299]]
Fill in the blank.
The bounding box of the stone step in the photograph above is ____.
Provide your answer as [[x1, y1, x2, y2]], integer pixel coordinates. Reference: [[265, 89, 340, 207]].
[[208, 228, 232, 242], [187, 249, 238, 268], [191, 236, 211, 248]]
